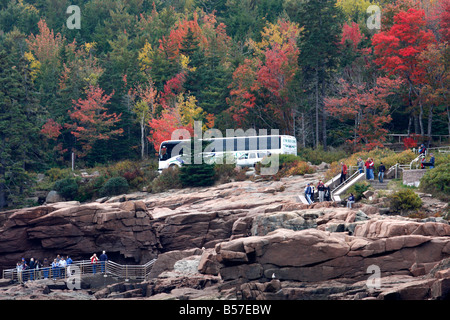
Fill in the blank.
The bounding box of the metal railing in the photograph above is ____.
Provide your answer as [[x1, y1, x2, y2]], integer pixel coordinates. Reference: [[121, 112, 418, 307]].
[[2, 258, 157, 283]]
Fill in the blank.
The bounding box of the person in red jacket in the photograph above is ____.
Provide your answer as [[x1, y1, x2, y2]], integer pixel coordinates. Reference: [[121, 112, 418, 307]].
[[340, 162, 348, 184], [364, 158, 370, 180]]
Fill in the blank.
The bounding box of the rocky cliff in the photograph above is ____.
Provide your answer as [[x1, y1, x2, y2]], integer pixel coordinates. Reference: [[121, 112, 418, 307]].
[[1, 174, 449, 300]]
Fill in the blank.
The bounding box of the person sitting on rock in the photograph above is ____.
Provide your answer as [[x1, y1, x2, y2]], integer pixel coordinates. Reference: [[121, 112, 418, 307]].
[[346, 193, 355, 209]]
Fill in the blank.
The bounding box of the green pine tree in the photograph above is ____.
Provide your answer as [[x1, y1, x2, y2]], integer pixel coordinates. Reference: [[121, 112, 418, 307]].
[[0, 39, 43, 208], [290, 0, 345, 150], [179, 139, 216, 187]]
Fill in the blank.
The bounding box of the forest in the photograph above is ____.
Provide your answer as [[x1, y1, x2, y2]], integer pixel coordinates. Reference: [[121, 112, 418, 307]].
[[0, 0, 450, 208]]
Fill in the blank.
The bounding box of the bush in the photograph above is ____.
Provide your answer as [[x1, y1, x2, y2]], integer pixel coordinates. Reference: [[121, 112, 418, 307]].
[[53, 177, 79, 200], [214, 164, 236, 184], [100, 176, 129, 197], [297, 146, 348, 165], [270, 155, 315, 179], [150, 167, 182, 193], [388, 189, 423, 214], [76, 176, 106, 202], [179, 161, 216, 187], [345, 181, 370, 201], [46, 167, 72, 182], [420, 163, 450, 201]]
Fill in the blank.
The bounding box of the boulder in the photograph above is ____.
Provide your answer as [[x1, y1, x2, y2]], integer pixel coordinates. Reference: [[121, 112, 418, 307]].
[[45, 191, 64, 204]]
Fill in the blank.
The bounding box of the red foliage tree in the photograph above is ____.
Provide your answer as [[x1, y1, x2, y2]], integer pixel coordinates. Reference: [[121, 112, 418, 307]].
[[325, 77, 403, 151], [148, 113, 194, 152], [340, 21, 363, 50], [67, 85, 123, 158], [372, 8, 436, 86], [41, 118, 62, 139]]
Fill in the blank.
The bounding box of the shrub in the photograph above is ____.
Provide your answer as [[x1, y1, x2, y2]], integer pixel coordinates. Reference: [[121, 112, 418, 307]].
[[53, 177, 79, 200], [345, 181, 370, 201], [420, 163, 450, 201], [46, 167, 72, 182], [297, 146, 348, 165], [179, 161, 216, 187], [179, 141, 216, 187], [388, 189, 423, 214], [150, 167, 182, 193], [100, 176, 129, 197], [76, 176, 106, 202], [214, 164, 236, 184], [271, 155, 315, 179]]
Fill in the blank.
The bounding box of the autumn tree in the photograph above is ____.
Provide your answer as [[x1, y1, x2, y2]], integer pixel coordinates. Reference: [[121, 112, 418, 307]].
[[325, 77, 403, 151], [227, 19, 301, 134], [372, 8, 436, 137], [67, 85, 123, 158], [129, 80, 159, 159]]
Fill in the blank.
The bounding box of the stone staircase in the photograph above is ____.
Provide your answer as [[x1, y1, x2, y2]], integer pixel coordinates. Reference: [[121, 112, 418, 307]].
[[368, 179, 391, 190]]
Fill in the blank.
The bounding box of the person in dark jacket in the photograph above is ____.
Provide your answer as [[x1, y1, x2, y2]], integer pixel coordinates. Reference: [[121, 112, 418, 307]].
[[99, 251, 108, 273], [378, 162, 386, 183], [429, 153, 435, 169]]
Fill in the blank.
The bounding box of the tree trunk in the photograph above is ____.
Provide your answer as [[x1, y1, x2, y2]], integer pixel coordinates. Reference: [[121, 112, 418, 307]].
[[447, 105, 450, 139], [315, 69, 319, 148], [419, 102, 424, 137], [301, 112, 306, 148], [321, 80, 327, 150], [140, 113, 145, 160], [427, 105, 434, 147]]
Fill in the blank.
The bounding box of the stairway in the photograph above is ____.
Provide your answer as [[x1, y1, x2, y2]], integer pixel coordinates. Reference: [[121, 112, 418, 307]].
[[368, 179, 390, 190]]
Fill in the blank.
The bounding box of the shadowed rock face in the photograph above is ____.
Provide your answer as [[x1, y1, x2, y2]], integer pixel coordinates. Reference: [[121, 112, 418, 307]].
[[0, 201, 159, 268], [1, 174, 450, 300]]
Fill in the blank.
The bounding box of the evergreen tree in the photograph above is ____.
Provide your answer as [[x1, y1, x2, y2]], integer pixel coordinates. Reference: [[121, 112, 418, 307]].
[[289, 0, 345, 150], [0, 39, 43, 208], [179, 139, 215, 187]]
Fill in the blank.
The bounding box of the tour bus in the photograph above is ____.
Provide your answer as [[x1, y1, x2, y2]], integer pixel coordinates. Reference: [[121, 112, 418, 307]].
[[157, 134, 297, 171]]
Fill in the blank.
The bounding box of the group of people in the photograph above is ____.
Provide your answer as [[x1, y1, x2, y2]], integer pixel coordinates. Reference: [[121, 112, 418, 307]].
[[304, 180, 331, 205], [90, 251, 108, 274], [338, 157, 385, 185], [15, 251, 109, 282], [15, 254, 73, 282], [418, 145, 435, 169]]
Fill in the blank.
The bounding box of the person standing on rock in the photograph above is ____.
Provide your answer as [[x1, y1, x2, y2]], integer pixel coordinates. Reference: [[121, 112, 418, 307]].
[[367, 158, 375, 180], [51, 258, 59, 280], [340, 162, 348, 184], [378, 162, 386, 183], [29, 258, 35, 280], [90, 253, 99, 274], [99, 251, 108, 274], [16, 262, 23, 283], [357, 158, 364, 174], [317, 180, 325, 202], [43, 258, 49, 279], [304, 183, 313, 204], [59, 256, 67, 278]]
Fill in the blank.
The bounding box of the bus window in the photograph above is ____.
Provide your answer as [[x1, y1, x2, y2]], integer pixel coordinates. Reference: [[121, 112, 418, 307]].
[[249, 137, 258, 150], [236, 137, 246, 151]]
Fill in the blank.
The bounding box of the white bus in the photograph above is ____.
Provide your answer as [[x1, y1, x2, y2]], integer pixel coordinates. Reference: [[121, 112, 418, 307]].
[[158, 134, 297, 171]]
